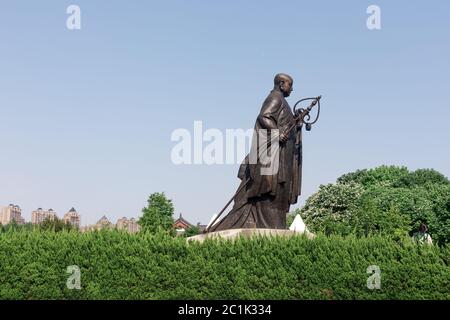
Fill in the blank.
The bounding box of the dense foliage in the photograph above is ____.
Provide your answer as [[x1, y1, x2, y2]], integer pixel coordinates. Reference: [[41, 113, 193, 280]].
[[183, 225, 201, 237], [0, 218, 74, 232], [300, 166, 450, 245], [40, 217, 75, 232], [0, 230, 448, 300], [138, 192, 175, 233]]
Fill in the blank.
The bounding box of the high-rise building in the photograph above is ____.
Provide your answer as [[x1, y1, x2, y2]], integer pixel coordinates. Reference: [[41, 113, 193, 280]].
[[63, 207, 81, 228], [128, 218, 140, 233], [95, 215, 112, 230], [116, 217, 128, 230], [0, 204, 25, 225], [31, 208, 57, 224], [116, 217, 141, 233]]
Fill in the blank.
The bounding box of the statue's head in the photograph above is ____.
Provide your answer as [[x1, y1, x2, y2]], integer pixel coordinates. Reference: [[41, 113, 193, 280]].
[[274, 73, 293, 97]]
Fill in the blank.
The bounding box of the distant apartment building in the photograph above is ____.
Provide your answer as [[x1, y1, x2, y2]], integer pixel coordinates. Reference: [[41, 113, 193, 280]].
[[80, 216, 140, 233], [95, 215, 113, 230], [31, 208, 57, 224], [116, 217, 141, 233], [79, 216, 111, 232], [0, 204, 25, 225], [63, 207, 81, 228]]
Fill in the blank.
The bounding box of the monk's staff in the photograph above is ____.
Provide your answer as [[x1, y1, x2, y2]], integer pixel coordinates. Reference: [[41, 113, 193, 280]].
[[204, 96, 322, 233]]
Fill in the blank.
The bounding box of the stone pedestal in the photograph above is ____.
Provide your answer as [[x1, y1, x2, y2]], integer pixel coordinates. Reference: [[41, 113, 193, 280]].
[[187, 228, 315, 243]]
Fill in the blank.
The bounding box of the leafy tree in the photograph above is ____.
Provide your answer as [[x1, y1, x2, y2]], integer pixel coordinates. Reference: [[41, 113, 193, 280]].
[[337, 165, 409, 187], [40, 217, 73, 232], [349, 197, 411, 239], [393, 168, 449, 188], [0, 221, 36, 232], [139, 192, 175, 233], [0, 220, 18, 232], [302, 166, 450, 245], [184, 225, 201, 237], [301, 182, 364, 234]]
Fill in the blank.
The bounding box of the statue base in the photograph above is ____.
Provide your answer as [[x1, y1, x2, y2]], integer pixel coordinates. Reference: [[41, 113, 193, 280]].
[[187, 228, 315, 243]]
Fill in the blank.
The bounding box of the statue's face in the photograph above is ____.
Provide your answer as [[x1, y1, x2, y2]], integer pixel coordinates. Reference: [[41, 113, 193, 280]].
[[280, 79, 293, 97]]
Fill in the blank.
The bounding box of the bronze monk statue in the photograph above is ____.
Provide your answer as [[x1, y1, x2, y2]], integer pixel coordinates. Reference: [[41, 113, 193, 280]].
[[208, 73, 305, 231]]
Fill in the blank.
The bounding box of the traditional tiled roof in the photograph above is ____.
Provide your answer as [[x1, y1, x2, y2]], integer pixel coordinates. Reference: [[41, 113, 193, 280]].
[[173, 213, 193, 229]]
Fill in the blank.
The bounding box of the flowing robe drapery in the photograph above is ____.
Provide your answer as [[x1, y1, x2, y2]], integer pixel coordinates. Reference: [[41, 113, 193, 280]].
[[210, 90, 302, 231]]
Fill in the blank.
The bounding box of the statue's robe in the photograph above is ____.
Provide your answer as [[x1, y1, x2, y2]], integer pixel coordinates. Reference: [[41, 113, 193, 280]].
[[210, 90, 302, 231]]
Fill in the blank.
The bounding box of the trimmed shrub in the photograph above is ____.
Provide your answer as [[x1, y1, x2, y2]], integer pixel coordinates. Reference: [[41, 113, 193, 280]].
[[0, 230, 448, 300]]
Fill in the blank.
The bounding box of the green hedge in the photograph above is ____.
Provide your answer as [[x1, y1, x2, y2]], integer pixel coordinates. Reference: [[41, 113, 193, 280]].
[[0, 230, 449, 300]]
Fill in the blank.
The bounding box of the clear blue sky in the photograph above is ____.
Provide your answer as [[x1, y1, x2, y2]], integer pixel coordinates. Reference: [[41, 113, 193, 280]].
[[1, 1, 449, 225]]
